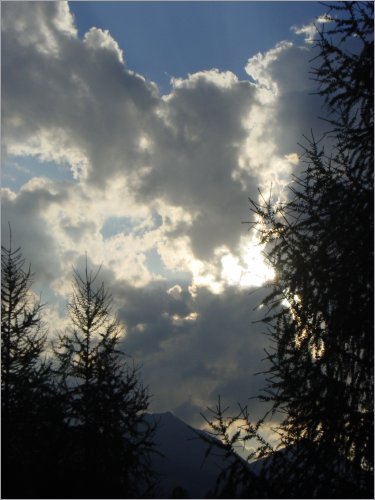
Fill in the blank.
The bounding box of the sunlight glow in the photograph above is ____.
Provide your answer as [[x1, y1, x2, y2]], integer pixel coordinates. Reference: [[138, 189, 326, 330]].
[[221, 237, 275, 289], [284, 293, 326, 360], [241, 240, 275, 287], [171, 312, 198, 326]]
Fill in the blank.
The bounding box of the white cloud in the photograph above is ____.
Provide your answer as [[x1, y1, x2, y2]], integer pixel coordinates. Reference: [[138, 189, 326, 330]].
[[6, 129, 89, 181], [84, 27, 124, 63], [170, 68, 239, 91], [245, 41, 293, 103], [1, 1, 77, 57], [291, 14, 332, 44], [167, 284, 183, 299]]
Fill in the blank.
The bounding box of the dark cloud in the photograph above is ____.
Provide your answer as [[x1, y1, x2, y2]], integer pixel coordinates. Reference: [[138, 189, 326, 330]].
[[113, 280, 271, 425], [1, 182, 68, 286], [137, 74, 259, 259], [266, 44, 330, 158]]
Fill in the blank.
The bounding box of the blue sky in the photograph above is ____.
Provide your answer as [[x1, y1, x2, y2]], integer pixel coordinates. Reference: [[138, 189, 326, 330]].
[[69, 1, 324, 92], [2, 1, 331, 432]]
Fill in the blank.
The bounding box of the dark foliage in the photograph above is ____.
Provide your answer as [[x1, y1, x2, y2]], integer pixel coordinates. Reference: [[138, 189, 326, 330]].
[[1, 248, 158, 498], [200, 398, 271, 498], [202, 3, 373, 498], [1, 234, 62, 498], [53, 263, 157, 498], [311, 1, 373, 185]]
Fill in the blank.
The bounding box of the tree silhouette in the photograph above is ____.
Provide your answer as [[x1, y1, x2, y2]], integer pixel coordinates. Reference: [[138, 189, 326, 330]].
[[1, 234, 60, 498], [203, 3, 373, 497], [311, 1, 373, 184], [53, 263, 157, 498], [200, 398, 271, 498]]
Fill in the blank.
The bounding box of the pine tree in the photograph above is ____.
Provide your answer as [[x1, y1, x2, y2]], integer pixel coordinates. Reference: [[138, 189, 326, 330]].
[[53, 263, 156, 498]]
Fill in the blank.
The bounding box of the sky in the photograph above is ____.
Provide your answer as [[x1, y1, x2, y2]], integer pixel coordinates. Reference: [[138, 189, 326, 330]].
[[2, 1, 333, 435]]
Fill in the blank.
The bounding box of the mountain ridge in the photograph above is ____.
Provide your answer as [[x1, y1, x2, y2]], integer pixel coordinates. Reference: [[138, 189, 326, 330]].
[[145, 411, 229, 498]]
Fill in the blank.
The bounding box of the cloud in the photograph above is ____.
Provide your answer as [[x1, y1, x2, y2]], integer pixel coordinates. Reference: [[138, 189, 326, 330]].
[[132, 69, 261, 262], [1, 1, 330, 429], [115, 281, 270, 424], [291, 14, 332, 45], [1, 179, 67, 287], [242, 37, 331, 202], [84, 27, 124, 63], [2, 1, 323, 273], [2, 1, 159, 184], [1, 1, 76, 57]]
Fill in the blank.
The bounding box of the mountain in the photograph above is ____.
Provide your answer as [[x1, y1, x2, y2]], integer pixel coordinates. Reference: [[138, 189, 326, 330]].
[[144, 413, 373, 499], [145, 412, 235, 498]]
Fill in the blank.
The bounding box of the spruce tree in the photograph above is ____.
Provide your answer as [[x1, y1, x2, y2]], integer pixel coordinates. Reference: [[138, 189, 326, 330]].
[[53, 263, 156, 498]]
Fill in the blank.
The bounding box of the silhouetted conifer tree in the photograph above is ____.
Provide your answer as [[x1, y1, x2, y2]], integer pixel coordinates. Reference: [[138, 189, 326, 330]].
[[203, 3, 373, 498], [1, 234, 61, 498], [53, 263, 156, 498], [200, 398, 271, 498]]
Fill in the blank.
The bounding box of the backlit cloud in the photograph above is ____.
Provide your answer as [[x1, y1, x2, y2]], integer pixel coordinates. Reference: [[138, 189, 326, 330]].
[[291, 14, 332, 44], [1, 1, 329, 427]]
